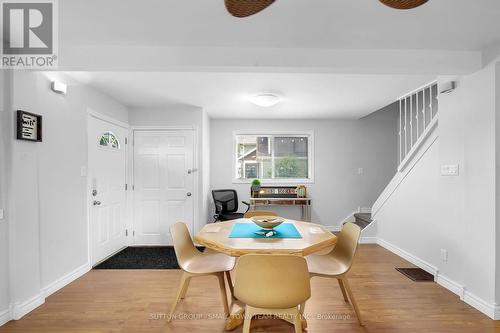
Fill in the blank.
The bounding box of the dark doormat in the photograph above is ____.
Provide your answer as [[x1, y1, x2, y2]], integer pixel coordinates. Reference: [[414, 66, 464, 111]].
[[396, 268, 434, 282], [93, 246, 204, 270]]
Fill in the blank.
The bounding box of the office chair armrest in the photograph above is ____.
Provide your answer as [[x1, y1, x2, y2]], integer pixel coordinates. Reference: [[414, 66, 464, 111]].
[[242, 201, 251, 213]]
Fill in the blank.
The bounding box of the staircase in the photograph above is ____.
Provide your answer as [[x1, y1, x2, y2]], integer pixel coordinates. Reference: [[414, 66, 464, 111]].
[[353, 213, 372, 230]]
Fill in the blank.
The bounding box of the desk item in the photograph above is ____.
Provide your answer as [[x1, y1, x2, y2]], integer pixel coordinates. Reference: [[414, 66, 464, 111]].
[[249, 186, 311, 221], [228, 222, 301, 239], [250, 216, 285, 229]]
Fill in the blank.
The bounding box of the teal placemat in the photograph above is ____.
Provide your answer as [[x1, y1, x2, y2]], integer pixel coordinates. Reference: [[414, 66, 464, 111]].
[[229, 223, 302, 239]]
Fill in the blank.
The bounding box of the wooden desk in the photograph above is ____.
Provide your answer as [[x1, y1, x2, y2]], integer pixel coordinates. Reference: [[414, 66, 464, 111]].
[[249, 197, 312, 221]]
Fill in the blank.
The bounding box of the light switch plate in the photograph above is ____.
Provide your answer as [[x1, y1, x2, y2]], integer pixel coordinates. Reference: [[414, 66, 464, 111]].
[[441, 164, 459, 176], [440, 249, 448, 262], [0, 209, 4, 220]]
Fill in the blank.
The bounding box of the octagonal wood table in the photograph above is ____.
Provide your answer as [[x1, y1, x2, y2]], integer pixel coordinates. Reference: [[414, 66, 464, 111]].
[[194, 218, 338, 331]]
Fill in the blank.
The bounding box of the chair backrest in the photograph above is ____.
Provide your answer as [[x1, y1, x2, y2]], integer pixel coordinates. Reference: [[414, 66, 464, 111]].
[[169, 222, 200, 271], [243, 210, 278, 218], [330, 222, 361, 274], [212, 189, 239, 213], [234, 254, 311, 309]]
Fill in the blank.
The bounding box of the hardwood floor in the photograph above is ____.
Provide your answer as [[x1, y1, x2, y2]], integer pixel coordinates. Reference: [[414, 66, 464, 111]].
[[1, 244, 498, 333]]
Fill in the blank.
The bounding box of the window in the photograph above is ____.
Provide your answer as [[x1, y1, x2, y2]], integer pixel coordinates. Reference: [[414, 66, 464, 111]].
[[234, 133, 313, 182], [99, 131, 120, 149]]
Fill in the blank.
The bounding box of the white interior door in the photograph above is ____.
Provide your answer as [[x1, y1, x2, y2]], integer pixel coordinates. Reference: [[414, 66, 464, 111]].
[[88, 115, 128, 265], [133, 130, 195, 245]]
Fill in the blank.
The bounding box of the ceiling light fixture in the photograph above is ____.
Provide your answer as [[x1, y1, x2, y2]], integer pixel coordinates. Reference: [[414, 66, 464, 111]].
[[250, 93, 281, 107]]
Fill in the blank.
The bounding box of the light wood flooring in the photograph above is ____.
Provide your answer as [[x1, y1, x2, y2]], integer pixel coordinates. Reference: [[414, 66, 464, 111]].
[[0, 244, 498, 333]]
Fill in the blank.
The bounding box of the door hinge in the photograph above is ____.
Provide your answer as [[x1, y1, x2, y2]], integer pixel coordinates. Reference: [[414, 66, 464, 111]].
[[125, 137, 128, 145], [125, 184, 128, 191], [133, 230, 135, 236], [125, 229, 128, 237]]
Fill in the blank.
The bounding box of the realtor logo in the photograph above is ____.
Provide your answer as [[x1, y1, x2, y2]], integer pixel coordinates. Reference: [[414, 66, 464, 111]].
[[1, 0, 58, 68]]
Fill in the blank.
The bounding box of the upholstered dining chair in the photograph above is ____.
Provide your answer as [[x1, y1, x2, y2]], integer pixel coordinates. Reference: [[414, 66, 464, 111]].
[[243, 210, 278, 218], [168, 222, 236, 322], [234, 254, 311, 333], [306, 222, 364, 325]]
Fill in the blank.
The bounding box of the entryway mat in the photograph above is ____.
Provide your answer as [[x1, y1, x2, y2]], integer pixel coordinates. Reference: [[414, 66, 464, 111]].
[[396, 267, 434, 282], [93, 246, 204, 270]]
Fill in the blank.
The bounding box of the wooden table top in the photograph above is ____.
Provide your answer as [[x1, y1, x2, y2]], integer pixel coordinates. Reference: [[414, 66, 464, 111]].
[[194, 218, 337, 257]]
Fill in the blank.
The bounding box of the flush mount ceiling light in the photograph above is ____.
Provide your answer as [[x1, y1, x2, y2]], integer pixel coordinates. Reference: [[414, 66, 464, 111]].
[[250, 93, 281, 107]]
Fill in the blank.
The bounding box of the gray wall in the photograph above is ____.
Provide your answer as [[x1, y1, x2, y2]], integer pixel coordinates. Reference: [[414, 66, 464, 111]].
[[210, 103, 398, 227], [0, 70, 12, 319], [5, 70, 129, 317]]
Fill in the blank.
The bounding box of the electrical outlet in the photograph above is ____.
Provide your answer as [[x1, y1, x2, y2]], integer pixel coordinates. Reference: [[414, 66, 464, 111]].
[[358, 167, 364, 175], [441, 164, 459, 176], [0, 209, 4, 220], [80, 166, 87, 177], [440, 249, 448, 262]]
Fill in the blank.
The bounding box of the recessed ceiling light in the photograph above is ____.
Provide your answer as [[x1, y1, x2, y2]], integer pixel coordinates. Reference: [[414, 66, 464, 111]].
[[250, 93, 281, 107]]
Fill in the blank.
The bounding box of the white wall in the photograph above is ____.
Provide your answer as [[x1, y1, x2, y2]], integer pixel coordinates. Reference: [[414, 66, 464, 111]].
[[0, 70, 12, 323], [210, 104, 398, 227], [374, 61, 500, 318], [128, 106, 209, 230], [5, 71, 128, 320]]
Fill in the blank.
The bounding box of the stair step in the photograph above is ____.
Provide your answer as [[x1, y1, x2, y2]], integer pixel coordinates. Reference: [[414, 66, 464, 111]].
[[353, 213, 372, 230]]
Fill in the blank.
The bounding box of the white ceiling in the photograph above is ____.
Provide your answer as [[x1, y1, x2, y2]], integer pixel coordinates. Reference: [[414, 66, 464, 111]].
[[62, 0, 499, 118], [67, 72, 434, 119], [61, 0, 500, 51]]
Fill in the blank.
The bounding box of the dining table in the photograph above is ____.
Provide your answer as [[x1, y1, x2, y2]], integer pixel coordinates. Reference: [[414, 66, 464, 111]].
[[194, 218, 338, 331]]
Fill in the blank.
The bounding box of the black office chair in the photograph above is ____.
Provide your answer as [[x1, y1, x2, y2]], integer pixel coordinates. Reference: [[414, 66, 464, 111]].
[[212, 189, 250, 222]]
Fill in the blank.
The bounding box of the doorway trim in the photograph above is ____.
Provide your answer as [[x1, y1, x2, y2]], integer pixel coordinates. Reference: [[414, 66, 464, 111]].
[[130, 126, 199, 244], [87, 108, 131, 266]]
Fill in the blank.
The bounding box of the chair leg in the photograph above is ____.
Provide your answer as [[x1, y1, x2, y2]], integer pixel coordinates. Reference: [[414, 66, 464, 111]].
[[293, 308, 303, 333], [242, 306, 254, 333], [342, 278, 364, 326], [216, 272, 230, 317], [180, 276, 191, 299], [225, 271, 235, 299], [168, 272, 190, 322], [337, 278, 349, 303]]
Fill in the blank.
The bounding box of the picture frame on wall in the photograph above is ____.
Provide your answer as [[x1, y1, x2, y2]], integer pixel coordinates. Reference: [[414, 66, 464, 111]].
[[17, 110, 43, 142]]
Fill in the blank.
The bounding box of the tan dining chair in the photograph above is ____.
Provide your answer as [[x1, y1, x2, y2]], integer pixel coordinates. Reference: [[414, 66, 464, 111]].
[[168, 222, 236, 322], [243, 210, 279, 218], [234, 254, 311, 333], [306, 222, 364, 326]]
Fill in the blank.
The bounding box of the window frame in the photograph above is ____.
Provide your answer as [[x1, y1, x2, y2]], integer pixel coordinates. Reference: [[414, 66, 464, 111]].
[[232, 131, 314, 184]]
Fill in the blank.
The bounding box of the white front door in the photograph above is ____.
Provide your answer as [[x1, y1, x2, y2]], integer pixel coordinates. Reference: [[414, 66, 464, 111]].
[[133, 130, 195, 245], [88, 115, 128, 265]]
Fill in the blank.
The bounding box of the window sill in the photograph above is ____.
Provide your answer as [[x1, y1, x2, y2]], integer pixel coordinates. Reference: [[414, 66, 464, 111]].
[[232, 178, 315, 185]]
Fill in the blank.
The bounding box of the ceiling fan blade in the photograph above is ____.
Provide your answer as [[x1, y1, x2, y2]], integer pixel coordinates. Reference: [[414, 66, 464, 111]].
[[225, 0, 276, 18], [379, 0, 429, 10]]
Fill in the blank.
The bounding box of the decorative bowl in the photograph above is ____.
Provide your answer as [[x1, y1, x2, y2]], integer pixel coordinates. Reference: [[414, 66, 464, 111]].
[[250, 216, 285, 230]]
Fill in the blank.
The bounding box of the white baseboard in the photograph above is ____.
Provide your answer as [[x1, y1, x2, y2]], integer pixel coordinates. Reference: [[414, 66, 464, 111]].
[[376, 238, 438, 276], [0, 308, 12, 326], [2, 262, 92, 325], [360, 237, 378, 244], [436, 274, 464, 299], [12, 294, 44, 320], [41, 262, 91, 298], [377, 237, 500, 320], [463, 291, 498, 319]]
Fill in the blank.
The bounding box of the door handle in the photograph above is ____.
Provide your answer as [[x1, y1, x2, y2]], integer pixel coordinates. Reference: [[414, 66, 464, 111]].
[[186, 192, 192, 197], [93, 200, 102, 206]]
